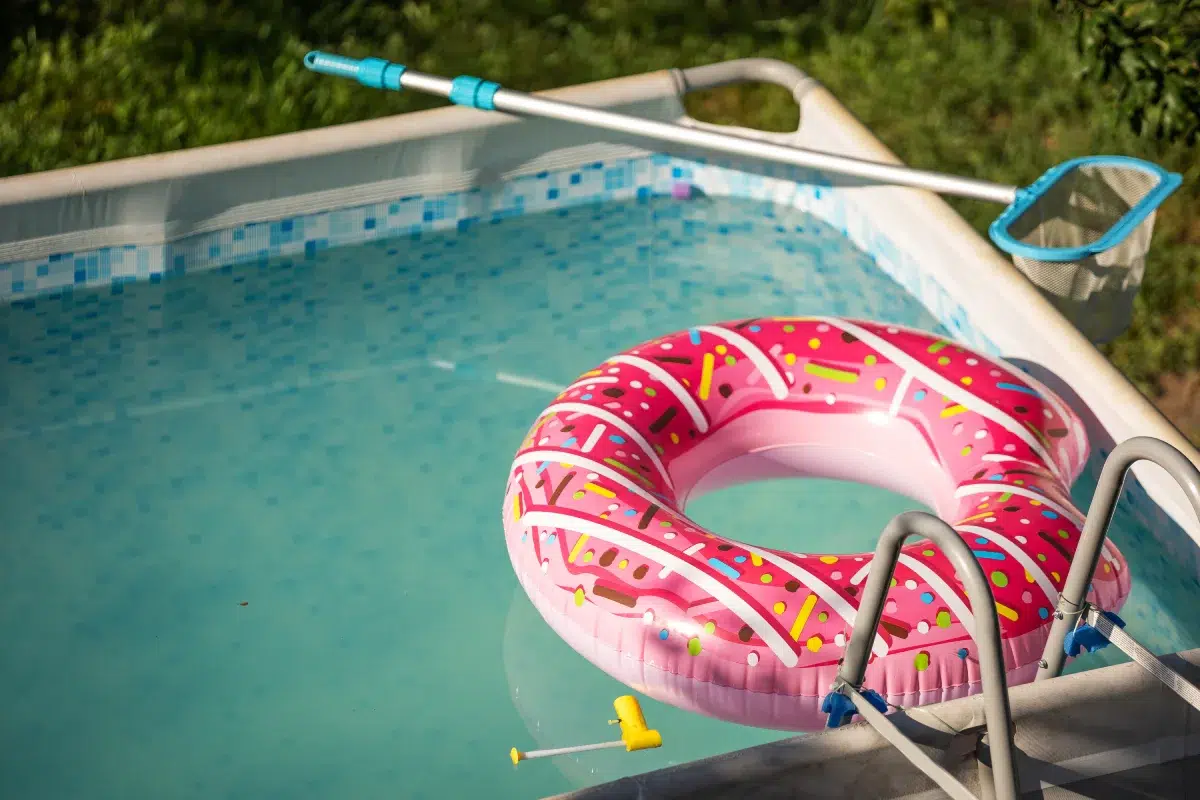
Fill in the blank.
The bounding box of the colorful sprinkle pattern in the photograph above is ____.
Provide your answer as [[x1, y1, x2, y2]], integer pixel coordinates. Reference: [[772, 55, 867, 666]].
[[503, 317, 1131, 729]]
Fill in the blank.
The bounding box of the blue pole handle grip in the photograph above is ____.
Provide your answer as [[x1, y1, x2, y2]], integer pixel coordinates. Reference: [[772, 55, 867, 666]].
[[303, 51, 407, 92]]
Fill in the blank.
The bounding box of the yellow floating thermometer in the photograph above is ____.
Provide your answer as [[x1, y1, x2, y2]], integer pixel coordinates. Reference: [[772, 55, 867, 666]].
[[509, 695, 662, 765]]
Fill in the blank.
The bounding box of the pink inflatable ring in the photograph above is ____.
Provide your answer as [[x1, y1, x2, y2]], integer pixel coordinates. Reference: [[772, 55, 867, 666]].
[[503, 317, 1131, 730]]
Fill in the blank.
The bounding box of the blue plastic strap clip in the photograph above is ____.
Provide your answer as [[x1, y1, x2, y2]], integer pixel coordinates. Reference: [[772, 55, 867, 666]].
[[821, 687, 888, 729], [1063, 610, 1126, 657], [449, 75, 502, 111]]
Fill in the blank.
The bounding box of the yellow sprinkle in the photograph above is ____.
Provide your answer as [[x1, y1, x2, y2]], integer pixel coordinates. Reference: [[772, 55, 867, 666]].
[[955, 511, 995, 525], [1025, 569, 1035, 583], [1052, 571, 1061, 582], [808, 338, 821, 349], [864, 354, 878, 366], [803, 363, 859, 383], [750, 553, 763, 567], [669, 432, 680, 444], [960, 445, 973, 456], [1104, 562, 1111, 573], [512, 494, 521, 521], [584, 482, 615, 498], [698, 352, 715, 401], [760, 573, 773, 584], [618, 559, 628, 569], [790, 594, 818, 641], [715, 344, 727, 355], [574, 587, 585, 606], [784, 352, 797, 365], [995, 602, 1019, 622], [773, 601, 786, 614], [874, 377, 887, 391], [581, 369, 603, 377], [961, 376, 973, 386], [941, 404, 969, 418], [819, 556, 838, 565], [568, 535, 590, 563], [1029, 500, 1042, 506], [806, 636, 823, 653], [603, 457, 653, 487]]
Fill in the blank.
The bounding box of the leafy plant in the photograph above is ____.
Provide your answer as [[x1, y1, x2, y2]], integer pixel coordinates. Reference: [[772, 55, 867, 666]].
[[1051, 0, 1200, 144]]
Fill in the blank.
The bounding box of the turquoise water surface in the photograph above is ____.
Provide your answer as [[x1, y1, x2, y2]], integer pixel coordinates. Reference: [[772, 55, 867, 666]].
[[1, 194, 1195, 799]]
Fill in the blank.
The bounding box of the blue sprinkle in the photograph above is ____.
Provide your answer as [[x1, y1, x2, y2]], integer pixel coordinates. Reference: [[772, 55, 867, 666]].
[[688, 328, 701, 345], [624, 509, 637, 517], [536, 462, 550, 474], [522, 533, 528, 543], [914, 389, 927, 401], [734, 555, 747, 563], [748, 325, 761, 332], [989, 473, 1005, 480], [957, 648, 968, 659], [581, 393, 593, 400], [547, 533, 556, 543], [975, 537, 989, 545], [659, 629, 669, 640], [708, 558, 741, 579], [972, 549, 1006, 561], [996, 382, 1042, 398], [1041, 510, 1059, 519], [920, 592, 935, 604], [1038, 607, 1050, 619], [562, 437, 577, 447], [608, 434, 627, 444]]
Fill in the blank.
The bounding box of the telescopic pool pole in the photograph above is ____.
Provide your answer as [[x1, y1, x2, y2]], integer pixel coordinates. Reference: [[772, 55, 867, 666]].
[[301, 51, 1016, 204], [302, 50, 1182, 282]]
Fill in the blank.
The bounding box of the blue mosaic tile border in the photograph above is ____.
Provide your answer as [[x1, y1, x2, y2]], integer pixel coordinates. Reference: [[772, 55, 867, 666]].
[[1, 154, 994, 351]]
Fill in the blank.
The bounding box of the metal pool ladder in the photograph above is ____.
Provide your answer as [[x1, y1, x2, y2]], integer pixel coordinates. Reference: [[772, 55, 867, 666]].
[[820, 511, 1022, 800], [820, 436, 1200, 800], [1036, 436, 1200, 705]]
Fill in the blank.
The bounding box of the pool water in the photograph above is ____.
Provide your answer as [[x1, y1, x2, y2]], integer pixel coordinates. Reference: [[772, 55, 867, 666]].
[[0, 193, 1194, 799]]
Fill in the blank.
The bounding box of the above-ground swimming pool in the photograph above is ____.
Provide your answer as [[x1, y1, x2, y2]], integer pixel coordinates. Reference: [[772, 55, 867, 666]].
[[2, 60, 1198, 800]]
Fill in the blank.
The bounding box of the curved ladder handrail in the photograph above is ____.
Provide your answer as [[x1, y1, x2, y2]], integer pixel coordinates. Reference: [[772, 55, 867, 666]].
[[822, 510, 1020, 800], [1037, 436, 1200, 681]]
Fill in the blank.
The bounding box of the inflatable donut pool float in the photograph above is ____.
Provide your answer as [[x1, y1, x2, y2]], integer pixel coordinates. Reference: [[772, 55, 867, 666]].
[[502, 317, 1131, 731]]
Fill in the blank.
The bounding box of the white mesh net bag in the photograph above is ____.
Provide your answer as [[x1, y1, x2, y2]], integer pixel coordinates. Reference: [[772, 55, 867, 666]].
[[988, 157, 1181, 344]]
